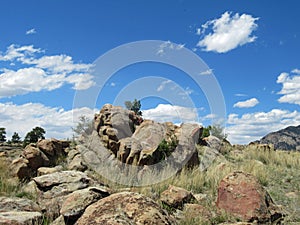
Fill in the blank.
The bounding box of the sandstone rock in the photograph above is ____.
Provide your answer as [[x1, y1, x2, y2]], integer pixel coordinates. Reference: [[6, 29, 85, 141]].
[[50, 215, 65, 225], [0, 197, 41, 212], [75, 192, 175, 225], [216, 171, 284, 223], [160, 185, 196, 209], [9, 158, 33, 180], [171, 123, 201, 169], [60, 187, 110, 223], [0, 211, 43, 225], [203, 135, 222, 151], [67, 154, 87, 172], [37, 138, 69, 161], [37, 165, 63, 176], [33, 171, 96, 219], [23, 144, 50, 170]]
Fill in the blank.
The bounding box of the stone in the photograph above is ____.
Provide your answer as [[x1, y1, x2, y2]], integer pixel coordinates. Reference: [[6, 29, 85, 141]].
[[9, 158, 33, 180], [0, 197, 41, 212], [68, 154, 87, 172], [0, 211, 43, 225], [23, 144, 50, 170], [75, 192, 175, 225], [216, 171, 284, 223], [60, 187, 110, 223], [160, 185, 196, 209], [33, 171, 96, 219], [37, 165, 63, 176], [37, 138, 69, 159]]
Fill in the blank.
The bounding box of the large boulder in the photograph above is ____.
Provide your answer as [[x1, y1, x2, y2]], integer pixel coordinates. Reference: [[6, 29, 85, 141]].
[[75, 192, 175, 225], [216, 171, 284, 223], [23, 144, 50, 171], [60, 187, 110, 224], [0, 197, 41, 213]]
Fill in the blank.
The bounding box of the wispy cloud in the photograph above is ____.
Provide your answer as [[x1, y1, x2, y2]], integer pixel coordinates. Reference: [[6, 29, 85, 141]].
[[26, 28, 36, 35], [277, 70, 300, 105], [0, 44, 95, 98], [197, 11, 259, 53], [156, 41, 185, 56], [233, 98, 259, 108], [156, 80, 172, 92]]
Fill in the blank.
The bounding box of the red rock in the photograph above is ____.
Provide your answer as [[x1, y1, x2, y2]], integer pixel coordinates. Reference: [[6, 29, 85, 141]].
[[216, 171, 284, 223]]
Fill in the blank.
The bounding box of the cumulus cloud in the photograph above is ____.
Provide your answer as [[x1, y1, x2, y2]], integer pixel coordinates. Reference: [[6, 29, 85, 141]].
[[197, 11, 259, 53], [142, 104, 198, 123], [0, 44, 94, 98], [26, 28, 36, 35], [0, 102, 96, 140], [233, 98, 259, 108], [277, 70, 300, 105], [226, 109, 300, 144]]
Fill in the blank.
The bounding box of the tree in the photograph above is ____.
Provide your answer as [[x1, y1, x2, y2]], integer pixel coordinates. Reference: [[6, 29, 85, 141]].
[[72, 115, 93, 137], [11, 132, 21, 143], [201, 126, 211, 139], [124, 99, 142, 116], [210, 123, 227, 140], [0, 127, 6, 142], [23, 127, 46, 147]]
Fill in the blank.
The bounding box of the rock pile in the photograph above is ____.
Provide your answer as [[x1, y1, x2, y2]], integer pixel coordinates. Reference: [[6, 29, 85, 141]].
[[9, 139, 70, 180]]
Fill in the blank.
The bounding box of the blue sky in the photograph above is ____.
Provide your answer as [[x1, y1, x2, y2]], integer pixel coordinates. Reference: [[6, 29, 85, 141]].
[[0, 0, 300, 144]]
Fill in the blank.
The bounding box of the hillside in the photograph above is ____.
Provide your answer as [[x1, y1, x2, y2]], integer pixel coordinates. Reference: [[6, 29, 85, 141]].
[[258, 125, 300, 151]]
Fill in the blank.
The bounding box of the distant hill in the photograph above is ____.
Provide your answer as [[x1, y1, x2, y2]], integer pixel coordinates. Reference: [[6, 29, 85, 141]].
[[258, 125, 300, 151]]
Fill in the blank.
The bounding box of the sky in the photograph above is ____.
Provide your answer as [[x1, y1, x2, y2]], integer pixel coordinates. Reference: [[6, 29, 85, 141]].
[[0, 0, 300, 144]]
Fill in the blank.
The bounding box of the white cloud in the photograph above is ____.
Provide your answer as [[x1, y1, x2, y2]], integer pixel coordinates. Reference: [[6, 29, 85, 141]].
[[0, 102, 96, 140], [142, 104, 198, 123], [197, 11, 259, 53], [227, 109, 300, 144], [26, 28, 36, 35], [156, 41, 185, 56], [235, 93, 248, 97], [277, 70, 300, 105], [233, 98, 259, 108], [199, 69, 213, 75], [0, 44, 41, 61], [0, 44, 94, 98]]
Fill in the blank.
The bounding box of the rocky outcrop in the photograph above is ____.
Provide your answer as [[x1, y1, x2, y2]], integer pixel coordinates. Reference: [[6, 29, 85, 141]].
[[216, 171, 284, 223], [256, 125, 300, 151], [0, 197, 42, 225], [75, 192, 175, 225]]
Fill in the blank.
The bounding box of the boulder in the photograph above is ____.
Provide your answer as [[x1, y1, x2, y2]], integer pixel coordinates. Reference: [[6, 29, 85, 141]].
[[0, 197, 41, 212], [37, 138, 69, 161], [160, 185, 196, 209], [75, 192, 175, 225], [0, 197, 42, 225], [171, 123, 201, 168], [33, 171, 97, 219], [37, 165, 63, 176], [60, 187, 110, 223], [0, 211, 43, 225], [23, 144, 50, 170], [216, 171, 284, 223], [9, 158, 33, 180]]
